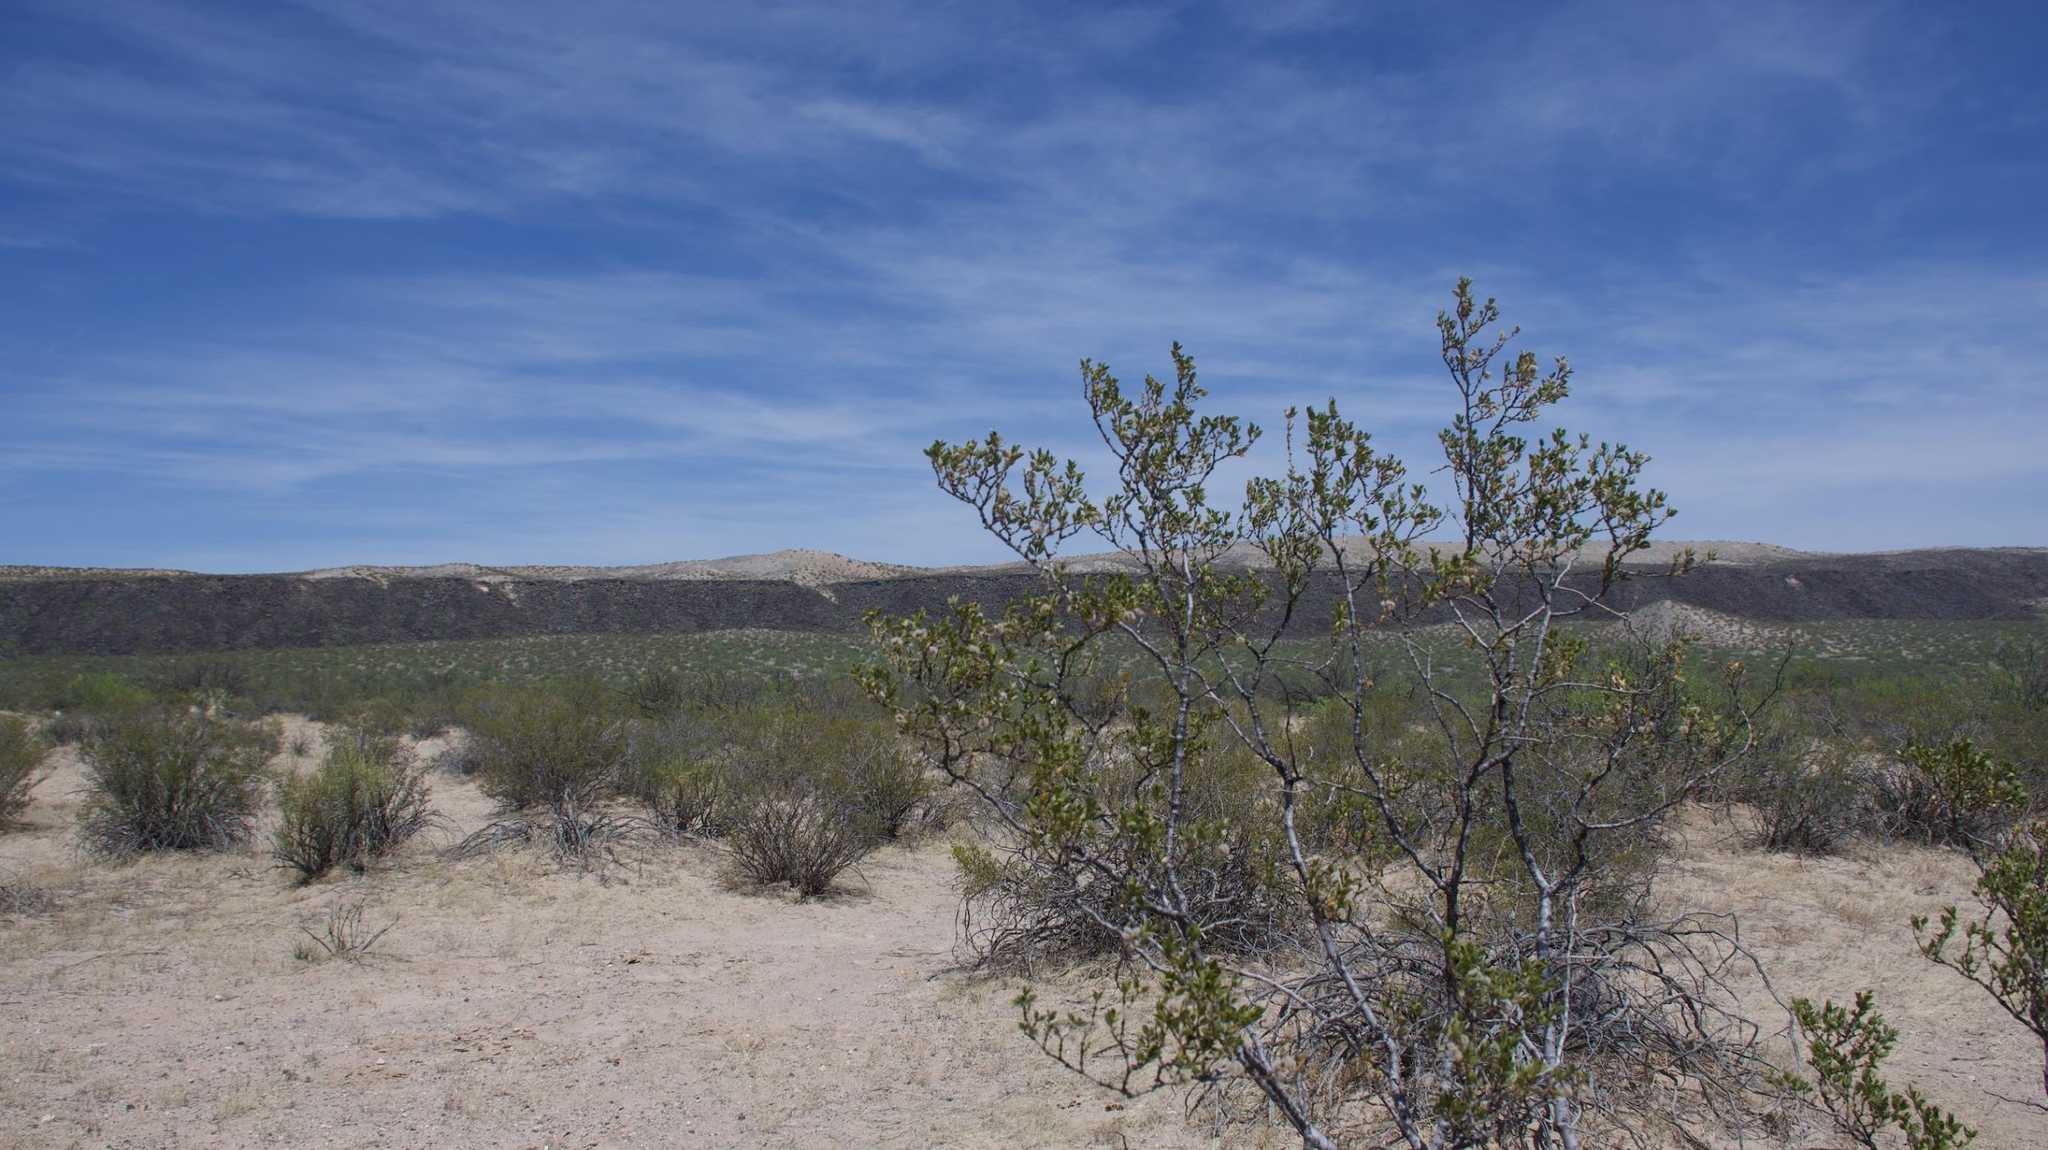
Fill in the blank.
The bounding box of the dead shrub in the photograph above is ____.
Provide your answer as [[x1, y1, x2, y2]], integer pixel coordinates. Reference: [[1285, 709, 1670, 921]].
[[293, 898, 395, 962], [78, 709, 274, 854], [0, 864, 55, 918], [272, 728, 436, 882]]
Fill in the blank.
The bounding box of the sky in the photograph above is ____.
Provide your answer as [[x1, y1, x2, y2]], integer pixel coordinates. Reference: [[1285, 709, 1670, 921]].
[[2, 1, 2044, 571]]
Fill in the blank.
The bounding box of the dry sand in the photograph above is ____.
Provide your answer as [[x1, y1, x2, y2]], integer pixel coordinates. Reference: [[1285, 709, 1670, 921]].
[[2, 726, 2042, 1149], [0, 730, 1219, 1150]]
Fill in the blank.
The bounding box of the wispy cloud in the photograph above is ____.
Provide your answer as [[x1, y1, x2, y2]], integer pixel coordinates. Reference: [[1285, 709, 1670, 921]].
[[1, 0, 2042, 569]]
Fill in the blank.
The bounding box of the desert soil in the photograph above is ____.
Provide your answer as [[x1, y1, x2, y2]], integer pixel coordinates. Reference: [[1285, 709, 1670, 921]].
[[2, 723, 2043, 1149]]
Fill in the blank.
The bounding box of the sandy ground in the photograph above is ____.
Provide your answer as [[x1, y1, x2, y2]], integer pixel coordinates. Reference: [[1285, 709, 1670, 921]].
[[2, 724, 2042, 1149], [1660, 812, 2047, 1147], [0, 727, 1224, 1150]]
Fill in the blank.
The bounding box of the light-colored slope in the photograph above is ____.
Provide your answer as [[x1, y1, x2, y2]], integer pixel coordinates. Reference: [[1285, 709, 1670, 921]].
[[296, 549, 927, 588]]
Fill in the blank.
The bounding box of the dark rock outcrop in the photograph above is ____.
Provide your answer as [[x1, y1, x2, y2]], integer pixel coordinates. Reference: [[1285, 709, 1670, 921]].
[[2, 549, 2043, 658]]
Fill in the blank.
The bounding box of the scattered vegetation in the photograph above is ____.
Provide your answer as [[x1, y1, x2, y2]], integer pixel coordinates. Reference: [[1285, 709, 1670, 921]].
[[0, 291, 2043, 1145], [77, 709, 275, 854], [0, 630, 870, 734], [0, 716, 47, 826], [724, 781, 879, 897], [450, 681, 649, 864], [627, 716, 729, 837], [1877, 738, 2030, 856]]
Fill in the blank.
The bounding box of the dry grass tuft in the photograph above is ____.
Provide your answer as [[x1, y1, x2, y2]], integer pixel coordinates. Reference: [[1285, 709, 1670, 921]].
[[292, 898, 395, 963]]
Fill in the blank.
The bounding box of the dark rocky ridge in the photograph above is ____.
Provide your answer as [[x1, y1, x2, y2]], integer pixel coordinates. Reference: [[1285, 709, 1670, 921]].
[[1, 548, 2044, 657]]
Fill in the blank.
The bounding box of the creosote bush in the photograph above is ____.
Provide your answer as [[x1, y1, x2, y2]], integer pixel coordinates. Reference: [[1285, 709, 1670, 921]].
[[78, 709, 275, 854], [0, 716, 47, 826], [626, 715, 730, 837], [450, 682, 648, 865], [714, 706, 919, 895], [1739, 704, 1872, 856], [861, 281, 1779, 1148], [1782, 991, 1974, 1149], [272, 727, 436, 882], [41, 671, 156, 745], [1915, 818, 2048, 1102], [725, 783, 878, 897], [1878, 737, 2029, 856], [462, 681, 629, 811], [954, 735, 1301, 969]]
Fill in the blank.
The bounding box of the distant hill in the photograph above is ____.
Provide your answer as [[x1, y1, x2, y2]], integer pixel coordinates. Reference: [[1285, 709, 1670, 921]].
[[1, 544, 2043, 657]]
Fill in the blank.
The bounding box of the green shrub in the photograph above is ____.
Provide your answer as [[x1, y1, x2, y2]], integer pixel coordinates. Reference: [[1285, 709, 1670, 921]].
[[709, 706, 922, 895], [623, 667, 689, 719], [626, 717, 728, 836], [78, 710, 275, 854], [1915, 819, 2048, 1103], [832, 722, 930, 840], [43, 672, 156, 745], [462, 682, 628, 811], [0, 717, 47, 825], [1877, 738, 2029, 855], [448, 683, 645, 865], [57, 671, 154, 714], [156, 659, 249, 700], [1782, 991, 1975, 1149], [1751, 756, 1867, 855], [272, 728, 435, 882]]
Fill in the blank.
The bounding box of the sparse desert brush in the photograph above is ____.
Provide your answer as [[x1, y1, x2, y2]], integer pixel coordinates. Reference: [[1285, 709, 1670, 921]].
[[627, 717, 729, 836], [56, 670, 155, 714], [78, 709, 274, 854], [1915, 819, 2048, 1101], [710, 706, 914, 894], [624, 667, 689, 719], [1876, 737, 2029, 856], [724, 780, 877, 897], [462, 680, 629, 811], [1736, 704, 1873, 855], [272, 727, 436, 882], [40, 671, 156, 745], [0, 715, 47, 826], [0, 875, 56, 917], [828, 719, 930, 840], [156, 658, 249, 701], [451, 681, 648, 864]]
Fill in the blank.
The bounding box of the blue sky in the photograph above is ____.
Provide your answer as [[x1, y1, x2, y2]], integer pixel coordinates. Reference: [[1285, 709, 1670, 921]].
[[3, 1, 2044, 571]]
